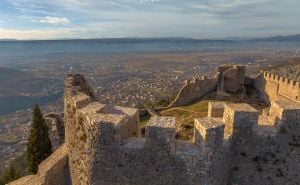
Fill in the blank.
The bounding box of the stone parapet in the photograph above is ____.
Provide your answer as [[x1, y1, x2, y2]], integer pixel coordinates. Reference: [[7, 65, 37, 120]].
[[268, 99, 300, 126], [208, 102, 225, 118], [168, 76, 218, 107], [194, 117, 225, 152], [64, 74, 140, 185], [255, 71, 300, 104], [10, 72, 300, 185], [44, 113, 64, 151], [223, 103, 259, 137], [145, 116, 176, 154], [8, 144, 70, 185]]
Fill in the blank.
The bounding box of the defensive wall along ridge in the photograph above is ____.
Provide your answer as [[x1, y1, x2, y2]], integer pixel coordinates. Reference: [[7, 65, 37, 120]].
[[169, 65, 300, 109], [255, 71, 300, 104], [168, 75, 218, 107], [168, 65, 245, 108], [9, 73, 300, 185]]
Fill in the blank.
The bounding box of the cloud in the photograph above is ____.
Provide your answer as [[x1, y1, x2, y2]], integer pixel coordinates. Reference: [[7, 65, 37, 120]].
[[5, 0, 59, 16], [0, 28, 73, 40], [36, 16, 70, 24], [0, 24, 110, 40], [1, 0, 300, 39]]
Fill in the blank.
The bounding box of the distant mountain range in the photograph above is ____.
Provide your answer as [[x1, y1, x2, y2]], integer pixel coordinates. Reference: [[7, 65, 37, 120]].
[[0, 39, 17, 41], [251, 34, 300, 42], [1, 34, 300, 43]]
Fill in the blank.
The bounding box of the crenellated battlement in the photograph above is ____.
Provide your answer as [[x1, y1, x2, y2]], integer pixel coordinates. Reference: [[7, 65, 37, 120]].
[[145, 116, 176, 154], [263, 71, 300, 89], [255, 71, 300, 104], [185, 75, 214, 85], [63, 74, 300, 185], [170, 75, 218, 107], [10, 72, 300, 185]]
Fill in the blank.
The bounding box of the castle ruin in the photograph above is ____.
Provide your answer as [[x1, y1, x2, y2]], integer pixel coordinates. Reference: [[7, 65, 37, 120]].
[[169, 65, 246, 107], [44, 112, 65, 151], [255, 71, 300, 104], [9, 69, 300, 185]]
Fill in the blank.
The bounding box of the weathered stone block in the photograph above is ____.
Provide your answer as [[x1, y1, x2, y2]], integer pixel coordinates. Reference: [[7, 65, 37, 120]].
[[72, 93, 92, 109], [194, 117, 225, 152], [146, 116, 176, 154], [217, 65, 245, 95], [223, 103, 259, 136], [268, 100, 300, 125], [208, 102, 225, 118]]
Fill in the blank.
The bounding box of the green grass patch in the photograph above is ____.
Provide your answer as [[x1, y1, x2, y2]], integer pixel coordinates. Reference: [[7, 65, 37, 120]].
[[159, 100, 213, 141], [139, 99, 233, 140]]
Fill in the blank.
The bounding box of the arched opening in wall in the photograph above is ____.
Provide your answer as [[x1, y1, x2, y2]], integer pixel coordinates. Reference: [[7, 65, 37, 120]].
[[296, 96, 299, 100]]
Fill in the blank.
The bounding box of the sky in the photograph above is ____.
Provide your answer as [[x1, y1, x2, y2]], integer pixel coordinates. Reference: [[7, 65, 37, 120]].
[[0, 0, 299, 40]]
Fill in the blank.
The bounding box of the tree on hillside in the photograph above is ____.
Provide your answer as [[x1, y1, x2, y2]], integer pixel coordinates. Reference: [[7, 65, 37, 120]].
[[26, 105, 52, 174], [0, 165, 21, 185], [0, 152, 28, 185]]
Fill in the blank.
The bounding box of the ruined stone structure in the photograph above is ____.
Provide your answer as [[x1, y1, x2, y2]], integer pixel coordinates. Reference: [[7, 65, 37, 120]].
[[9, 73, 300, 185], [216, 65, 246, 96], [169, 65, 246, 107], [44, 113, 65, 150], [255, 71, 300, 104], [168, 75, 218, 107]]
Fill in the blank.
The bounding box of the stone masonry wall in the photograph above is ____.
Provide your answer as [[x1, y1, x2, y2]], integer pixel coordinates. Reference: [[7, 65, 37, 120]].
[[63, 74, 224, 185], [217, 65, 245, 94], [44, 113, 64, 151], [64, 74, 140, 185], [255, 71, 300, 104], [168, 76, 218, 107], [63, 74, 300, 185], [8, 144, 71, 185], [9, 72, 300, 185], [168, 65, 246, 108], [227, 100, 300, 185], [63, 74, 97, 185]]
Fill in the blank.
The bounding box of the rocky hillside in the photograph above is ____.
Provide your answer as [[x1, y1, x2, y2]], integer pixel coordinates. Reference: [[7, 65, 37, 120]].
[[267, 60, 300, 81]]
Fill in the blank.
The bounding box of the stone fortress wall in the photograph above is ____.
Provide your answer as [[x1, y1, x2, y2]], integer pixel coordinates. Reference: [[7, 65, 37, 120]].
[[10, 73, 300, 185], [8, 144, 70, 185], [168, 76, 218, 107], [255, 71, 300, 104], [169, 65, 245, 107]]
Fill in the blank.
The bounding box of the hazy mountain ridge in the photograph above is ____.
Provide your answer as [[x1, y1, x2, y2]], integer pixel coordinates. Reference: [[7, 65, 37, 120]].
[[253, 34, 300, 42], [1, 34, 300, 43]]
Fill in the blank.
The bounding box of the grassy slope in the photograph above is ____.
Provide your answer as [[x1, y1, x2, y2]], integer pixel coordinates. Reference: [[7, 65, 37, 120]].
[[140, 100, 220, 141], [160, 100, 228, 140], [161, 101, 208, 140], [140, 90, 265, 141]]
